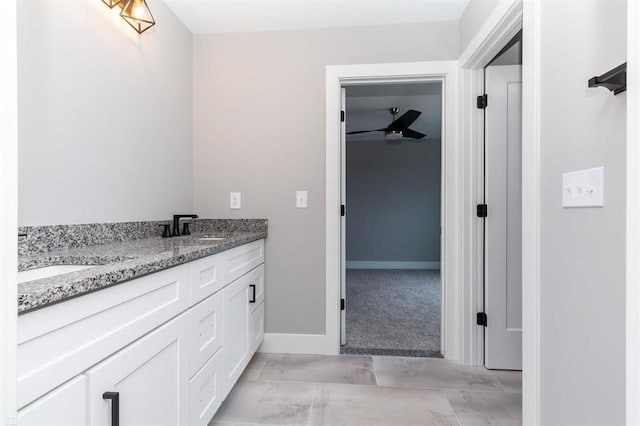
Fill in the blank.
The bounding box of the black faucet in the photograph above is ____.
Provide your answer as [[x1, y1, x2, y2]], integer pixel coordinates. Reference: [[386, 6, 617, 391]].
[[173, 214, 198, 236]]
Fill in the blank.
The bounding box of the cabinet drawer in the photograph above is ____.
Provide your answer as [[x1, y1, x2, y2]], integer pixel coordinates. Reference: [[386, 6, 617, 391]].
[[17, 264, 189, 409], [250, 302, 265, 353], [17, 375, 86, 426], [189, 251, 225, 306], [224, 239, 264, 284], [188, 291, 224, 378], [249, 264, 265, 311], [86, 313, 190, 426], [189, 349, 224, 426]]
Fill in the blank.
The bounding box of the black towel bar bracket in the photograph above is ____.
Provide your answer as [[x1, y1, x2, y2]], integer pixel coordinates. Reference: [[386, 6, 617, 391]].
[[588, 62, 627, 95]]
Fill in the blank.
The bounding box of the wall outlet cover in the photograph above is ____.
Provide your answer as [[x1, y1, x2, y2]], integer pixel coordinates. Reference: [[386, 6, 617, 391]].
[[296, 191, 308, 209], [230, 192, 241, 209]]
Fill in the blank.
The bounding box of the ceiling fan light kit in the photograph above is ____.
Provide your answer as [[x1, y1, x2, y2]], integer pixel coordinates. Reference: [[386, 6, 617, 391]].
[[346, 107, 427, 142], [385, 129, 403, 140]]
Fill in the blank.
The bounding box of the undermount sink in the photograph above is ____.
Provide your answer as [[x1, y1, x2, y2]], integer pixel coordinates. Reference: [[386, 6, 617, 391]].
[[18, 265, 96, 284], [198, 236, 226, 241]]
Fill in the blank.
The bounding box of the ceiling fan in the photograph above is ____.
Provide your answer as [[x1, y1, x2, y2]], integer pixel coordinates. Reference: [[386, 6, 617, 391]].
[[346, 107, 426, 143]]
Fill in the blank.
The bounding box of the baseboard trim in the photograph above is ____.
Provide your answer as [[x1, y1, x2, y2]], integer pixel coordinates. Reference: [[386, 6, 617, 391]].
[[258, 333, 336, 355], [345, 261, 441, 270]]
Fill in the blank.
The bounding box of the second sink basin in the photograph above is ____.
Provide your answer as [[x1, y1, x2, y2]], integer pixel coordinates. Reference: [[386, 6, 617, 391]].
[[18, 265, 97, 284]]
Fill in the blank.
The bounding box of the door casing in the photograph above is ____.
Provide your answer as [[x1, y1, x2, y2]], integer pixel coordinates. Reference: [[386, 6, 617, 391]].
[[326, 61, 459, 359]]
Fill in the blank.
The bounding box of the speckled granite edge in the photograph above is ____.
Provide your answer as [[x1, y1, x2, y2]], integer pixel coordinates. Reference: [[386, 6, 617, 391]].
[[18, 219, 268, 256], [18, 231, 267, 314]]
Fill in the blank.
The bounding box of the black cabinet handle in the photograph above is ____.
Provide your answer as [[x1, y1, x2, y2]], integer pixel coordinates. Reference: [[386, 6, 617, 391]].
[[249, 284, 256, 303], [103, 392, 120, 426]]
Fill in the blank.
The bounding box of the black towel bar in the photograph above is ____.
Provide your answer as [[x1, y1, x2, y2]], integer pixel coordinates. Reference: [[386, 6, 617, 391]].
[[588, 63, 627, 95]]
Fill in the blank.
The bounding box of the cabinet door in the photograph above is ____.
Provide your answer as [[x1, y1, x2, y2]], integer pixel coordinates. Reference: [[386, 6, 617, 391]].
[[249, 264, 265, 311], [188, 291, 224, 378], [249, 302, 265, 353], [18, 376, 86, 426], [223, 273, 251, 397], [189, 349, 224, 426], [87, 314, 189, 426]]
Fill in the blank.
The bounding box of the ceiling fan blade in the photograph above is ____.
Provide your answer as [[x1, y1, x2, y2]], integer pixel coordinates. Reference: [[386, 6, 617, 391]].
[[387, 110, 421, 131], [402, 128, 427, 139], [346, 128, 386, 135]]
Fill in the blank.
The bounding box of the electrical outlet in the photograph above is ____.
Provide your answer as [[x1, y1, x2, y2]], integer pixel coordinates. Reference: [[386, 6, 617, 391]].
[[230, 192, 241, 209], [296, 191, 308, 208]]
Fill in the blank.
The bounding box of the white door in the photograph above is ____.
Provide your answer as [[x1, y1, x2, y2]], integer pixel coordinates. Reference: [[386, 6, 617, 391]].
[[484, 64, 523, 370], [340, 87, 347, 346], [86, 313, 190, 426], [223, 273, 251, 396]]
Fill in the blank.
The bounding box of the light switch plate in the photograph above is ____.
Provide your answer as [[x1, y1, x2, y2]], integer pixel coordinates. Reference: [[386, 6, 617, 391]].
[[230, 192, 241, 209], [296, 191, 308, 209], [562, 167, 604, 208]]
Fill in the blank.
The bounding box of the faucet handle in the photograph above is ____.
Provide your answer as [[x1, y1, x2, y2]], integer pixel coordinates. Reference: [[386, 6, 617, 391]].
[[158, 224, 171, 238], [181, 223, 191, 236]]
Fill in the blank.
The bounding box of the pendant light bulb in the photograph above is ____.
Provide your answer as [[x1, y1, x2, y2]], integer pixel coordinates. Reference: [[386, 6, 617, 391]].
[[120, 0, 156, 34]]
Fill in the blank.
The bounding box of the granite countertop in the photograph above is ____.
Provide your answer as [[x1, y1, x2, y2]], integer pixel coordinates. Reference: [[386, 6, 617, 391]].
[[18, 231, 267, 314]]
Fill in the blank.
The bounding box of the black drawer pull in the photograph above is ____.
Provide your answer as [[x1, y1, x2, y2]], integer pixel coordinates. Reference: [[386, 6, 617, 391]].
[[249, 284, 256, 303], [103, 392, 120, 426]]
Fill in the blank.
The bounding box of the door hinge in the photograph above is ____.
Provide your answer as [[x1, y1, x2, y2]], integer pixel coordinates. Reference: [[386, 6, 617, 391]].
[[341, 110, 345, 122], [341, 204, 345, 216], [476, 94, 488, 109], [477, 204, 488, 218], [341, 298, 345, 311], [477, 312, 487, 326]]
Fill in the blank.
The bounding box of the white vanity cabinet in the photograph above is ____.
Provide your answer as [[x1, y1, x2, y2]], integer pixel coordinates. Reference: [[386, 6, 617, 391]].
[[17, 239, 265, 426]]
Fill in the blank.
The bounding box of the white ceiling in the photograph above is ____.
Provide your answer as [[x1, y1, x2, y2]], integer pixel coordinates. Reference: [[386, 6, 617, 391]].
[[346, 82, 442, 141], [164, 0, 471, 34]]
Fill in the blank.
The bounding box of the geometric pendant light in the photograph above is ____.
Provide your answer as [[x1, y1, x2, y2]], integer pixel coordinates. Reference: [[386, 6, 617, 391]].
[[101, 0, 123, 8], [119, 0, 156, 34]]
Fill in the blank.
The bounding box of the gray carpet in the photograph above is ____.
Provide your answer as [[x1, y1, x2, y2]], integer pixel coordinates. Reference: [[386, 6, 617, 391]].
[[342, 269, 441, 357]]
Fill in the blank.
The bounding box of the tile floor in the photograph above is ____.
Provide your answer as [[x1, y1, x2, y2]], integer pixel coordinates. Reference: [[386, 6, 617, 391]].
[[210, 353, 522, 426]]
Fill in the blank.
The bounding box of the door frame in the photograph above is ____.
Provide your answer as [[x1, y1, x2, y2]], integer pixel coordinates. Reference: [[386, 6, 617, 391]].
[[339, 78, 448, 351], [458, 0, 539, 422], [627, 0, 640, 423], [0, 0, 19, 424], [326, 61, 459, 358]]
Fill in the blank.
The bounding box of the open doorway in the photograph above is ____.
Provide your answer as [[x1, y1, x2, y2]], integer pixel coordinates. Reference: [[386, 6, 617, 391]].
[[481, 32, 523, 371], [340, 82, 443, 357]]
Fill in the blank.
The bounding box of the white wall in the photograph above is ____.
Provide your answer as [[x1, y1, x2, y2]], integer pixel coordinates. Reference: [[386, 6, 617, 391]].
[[459, 0, 501, 54], [539, 0, 626, 423], [18, 0, 193, 226], [193, 22, 459, 334]]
